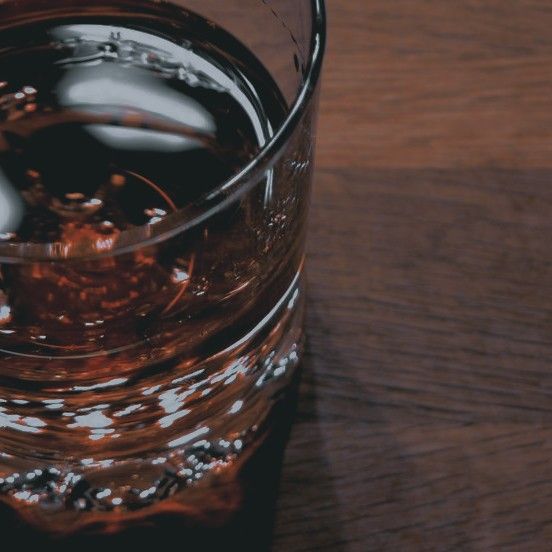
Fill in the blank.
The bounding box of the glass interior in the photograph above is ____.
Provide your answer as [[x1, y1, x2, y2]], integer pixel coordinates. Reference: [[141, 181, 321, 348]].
[[0, 0, 325, 262]]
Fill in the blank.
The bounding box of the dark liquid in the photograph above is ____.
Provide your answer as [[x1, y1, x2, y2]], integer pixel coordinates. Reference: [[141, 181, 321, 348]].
[[0, 14, 279, 245], [0, 5, 309, 549]]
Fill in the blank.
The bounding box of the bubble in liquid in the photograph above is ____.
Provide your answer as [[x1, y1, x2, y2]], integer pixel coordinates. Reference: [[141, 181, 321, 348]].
[[49, 193, 104, 219], [0, 293, 12, 325], [144, 208, 167, 218], [171, 267, 189, 284]]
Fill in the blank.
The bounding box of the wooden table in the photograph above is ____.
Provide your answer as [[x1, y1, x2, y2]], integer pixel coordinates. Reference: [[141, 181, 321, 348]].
[[272, 1, 552, 550]]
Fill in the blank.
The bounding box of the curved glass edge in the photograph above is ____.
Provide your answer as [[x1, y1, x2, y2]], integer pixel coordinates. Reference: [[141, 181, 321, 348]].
[[0, 0, 327, 263]]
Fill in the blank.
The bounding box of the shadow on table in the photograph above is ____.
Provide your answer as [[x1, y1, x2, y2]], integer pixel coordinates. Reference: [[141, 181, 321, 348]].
[[272, 331, 348, 551]]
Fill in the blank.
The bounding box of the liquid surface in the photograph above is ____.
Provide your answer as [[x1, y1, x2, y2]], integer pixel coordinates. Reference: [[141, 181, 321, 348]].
[[0, 16, 275, 250], [0, 6, 309, 540]]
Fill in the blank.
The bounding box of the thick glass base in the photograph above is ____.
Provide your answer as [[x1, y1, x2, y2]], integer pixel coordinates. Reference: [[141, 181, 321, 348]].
[[0, 271, 305, 543]]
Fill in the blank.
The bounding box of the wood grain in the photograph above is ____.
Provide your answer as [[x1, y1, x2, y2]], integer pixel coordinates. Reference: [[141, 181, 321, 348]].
[[272, 1, 552, 550]]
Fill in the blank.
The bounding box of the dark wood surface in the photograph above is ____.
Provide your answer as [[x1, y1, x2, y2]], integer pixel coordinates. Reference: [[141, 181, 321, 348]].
[[272, 1, 552, 550]]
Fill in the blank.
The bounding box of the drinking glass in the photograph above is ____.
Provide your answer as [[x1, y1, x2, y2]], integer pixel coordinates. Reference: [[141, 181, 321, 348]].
[[0, 0, 326, 544]]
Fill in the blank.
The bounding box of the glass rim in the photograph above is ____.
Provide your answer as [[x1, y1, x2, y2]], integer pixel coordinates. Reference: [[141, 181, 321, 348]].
[[0, 0, 327, 263]]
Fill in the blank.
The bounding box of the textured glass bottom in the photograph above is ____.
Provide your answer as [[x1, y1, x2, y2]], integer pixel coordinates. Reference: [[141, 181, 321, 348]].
[[0, 271, 305, 538]]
